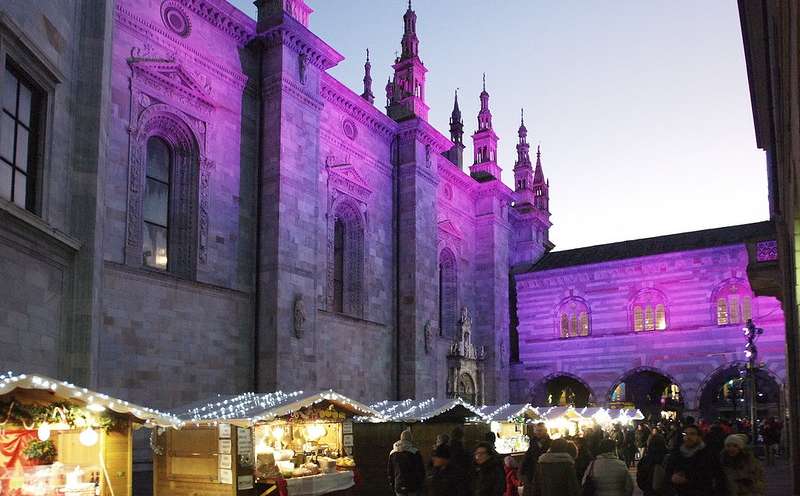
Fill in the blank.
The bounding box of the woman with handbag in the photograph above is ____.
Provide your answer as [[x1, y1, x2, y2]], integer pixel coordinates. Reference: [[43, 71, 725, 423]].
[[582, 440, 633, 496], [637, 434, 668, 496]]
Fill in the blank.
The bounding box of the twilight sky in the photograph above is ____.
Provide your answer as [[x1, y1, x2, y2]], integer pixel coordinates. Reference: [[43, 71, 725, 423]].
[[230, 0, 768, 250]]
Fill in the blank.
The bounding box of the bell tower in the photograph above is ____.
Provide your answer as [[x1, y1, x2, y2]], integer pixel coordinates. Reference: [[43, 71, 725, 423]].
[[386, 1, 429, 121], [469, 75, 501, 181]]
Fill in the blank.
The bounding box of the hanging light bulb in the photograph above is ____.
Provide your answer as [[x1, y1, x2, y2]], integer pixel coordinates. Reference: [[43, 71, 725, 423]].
[[79, 427, 98, 447], [37, 423, 51, 441]]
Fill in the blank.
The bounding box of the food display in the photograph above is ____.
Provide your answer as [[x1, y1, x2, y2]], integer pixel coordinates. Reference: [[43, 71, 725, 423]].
[[253, 405, 355, 482]]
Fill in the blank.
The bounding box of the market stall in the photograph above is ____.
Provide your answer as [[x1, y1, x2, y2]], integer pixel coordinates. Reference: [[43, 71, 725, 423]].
[[158, 390, 381, 496], [477, 404, 541, 455], [537, 406, 646, 438], [539, 406, 586, 438], [353, 398, 489, 495], [0, 372, 179, 496]]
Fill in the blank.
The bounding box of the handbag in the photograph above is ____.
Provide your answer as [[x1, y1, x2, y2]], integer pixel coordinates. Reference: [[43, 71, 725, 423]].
[[581, 461, 596, 496]]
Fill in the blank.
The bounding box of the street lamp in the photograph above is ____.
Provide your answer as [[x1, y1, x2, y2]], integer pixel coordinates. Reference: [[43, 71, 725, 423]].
[[743, 319, 764, 444]]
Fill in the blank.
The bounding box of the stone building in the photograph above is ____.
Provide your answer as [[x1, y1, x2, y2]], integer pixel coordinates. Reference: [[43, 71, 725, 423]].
[[0, 0, 787, 446], [0, 0, 553, 415], [510, 222, 786, 420]]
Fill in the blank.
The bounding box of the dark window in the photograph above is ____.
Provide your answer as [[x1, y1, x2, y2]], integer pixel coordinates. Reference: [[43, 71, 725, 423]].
[[439, 249, 458, 338], [143, 137, 171, 270], [1, 63, 41, 211], [333, 218, 345, 313]]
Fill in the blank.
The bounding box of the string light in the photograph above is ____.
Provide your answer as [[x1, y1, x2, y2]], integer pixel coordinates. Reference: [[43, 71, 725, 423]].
[[0, 371, 180, 429], [79, 427, 99, 447]]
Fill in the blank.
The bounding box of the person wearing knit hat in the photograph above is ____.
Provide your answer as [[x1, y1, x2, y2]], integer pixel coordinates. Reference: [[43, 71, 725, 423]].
[[388, 429, 426, 495], [427, 443, 467, 496], [721, 433, 765, 496]]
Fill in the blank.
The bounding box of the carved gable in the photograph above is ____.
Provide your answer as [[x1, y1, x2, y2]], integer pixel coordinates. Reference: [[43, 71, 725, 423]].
[[129, 46, 215, 113], [327, 161, 373, 204], [438, 219, 464, 256]]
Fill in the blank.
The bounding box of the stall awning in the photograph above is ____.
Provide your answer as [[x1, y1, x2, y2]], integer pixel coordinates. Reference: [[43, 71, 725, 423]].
[[0, 372, 180, 428], [538, 406, 585, 421], [477, 404, 541, 423], [361, 398, 487, 423], [175, 390, 382, 426]]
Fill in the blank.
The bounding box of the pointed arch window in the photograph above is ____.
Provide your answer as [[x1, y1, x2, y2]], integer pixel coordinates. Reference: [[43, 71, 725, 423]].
[[329, 201, 365, 317], [557, 297, 591, 338], [714, 280, 754, 326], [143, 137, 171, 270], [631, 289, 668, 332], [438, 248, 458, 338]]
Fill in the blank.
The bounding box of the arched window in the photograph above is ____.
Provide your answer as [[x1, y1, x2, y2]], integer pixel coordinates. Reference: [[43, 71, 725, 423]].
[[557, 297, 590, 338], [143, 137, 170, 270], [330, 201, 364, 317], [714, 280, 754, 326], [631, 289, 668, 332], [438, 248, 458, 338]]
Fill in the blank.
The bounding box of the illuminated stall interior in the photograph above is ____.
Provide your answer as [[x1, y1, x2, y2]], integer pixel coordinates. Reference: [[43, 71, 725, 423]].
[[538, 406, 645, 439], [158, 390, 380, 496], [477, 404, 541, 454], [0, 372, 178, 496]]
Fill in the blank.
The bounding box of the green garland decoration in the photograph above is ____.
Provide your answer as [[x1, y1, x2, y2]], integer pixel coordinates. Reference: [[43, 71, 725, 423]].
[[22, 439, 58, 465], [0, 400, 123, 432]]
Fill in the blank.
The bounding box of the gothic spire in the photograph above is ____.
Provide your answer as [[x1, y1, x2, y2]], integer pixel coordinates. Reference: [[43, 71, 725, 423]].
[[533, 145, 545, 183], [400, 0, 419, 60], [450, 89, 464, 145], [515, 109, 531, 169], [518, 108, 528, 140], [477, 73, 492, 130], [361, 49, 375, 104]]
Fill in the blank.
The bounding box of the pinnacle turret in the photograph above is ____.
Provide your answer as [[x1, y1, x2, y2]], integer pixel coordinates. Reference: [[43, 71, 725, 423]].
[[387, 1, 429, 121], [361, 49, 375, 104]]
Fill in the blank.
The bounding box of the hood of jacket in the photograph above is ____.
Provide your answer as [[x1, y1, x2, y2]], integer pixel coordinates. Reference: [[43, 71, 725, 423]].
[[538, 452, 575, 464], [390, 439, 418, 455]]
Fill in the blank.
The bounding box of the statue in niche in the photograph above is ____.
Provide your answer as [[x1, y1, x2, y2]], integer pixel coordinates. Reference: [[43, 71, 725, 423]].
[[293, 295, 306, 339], [299, 53, 308, 84], [460, 306, 472, 344], [424, 320, 433, 354]]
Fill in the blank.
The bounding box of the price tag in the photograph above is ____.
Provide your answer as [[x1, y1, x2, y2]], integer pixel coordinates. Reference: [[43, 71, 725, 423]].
[[237, 475, 254, 490], [219, 469, 233, 484], [219, 424, 231, 439], [219, 439, 232, 455], [219, 454, 232, 470]]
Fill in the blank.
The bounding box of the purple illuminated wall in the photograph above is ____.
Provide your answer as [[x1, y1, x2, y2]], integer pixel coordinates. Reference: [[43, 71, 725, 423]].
[[512, 235, 786, 417]]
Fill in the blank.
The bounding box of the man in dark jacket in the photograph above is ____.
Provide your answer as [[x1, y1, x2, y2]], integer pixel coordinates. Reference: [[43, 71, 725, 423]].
[[664, 424, 727, 496], [427, 444, 467, 496], [520, 422, 551, 491], [388, 430, 426, 496], [473, 442, 505, 496]]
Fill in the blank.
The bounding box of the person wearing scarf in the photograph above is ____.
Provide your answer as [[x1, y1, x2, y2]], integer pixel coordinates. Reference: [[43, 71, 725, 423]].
[[720, 434, 764, 496], [664, 424, 727, 496], [388, 430, 426, 496]]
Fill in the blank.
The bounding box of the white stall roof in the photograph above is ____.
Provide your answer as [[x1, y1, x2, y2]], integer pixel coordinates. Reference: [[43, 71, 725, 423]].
[[0, 372, 180, 428], [176, 390, 382, 426], [477, 404, 541, 422], [362, 398, 486, 423]]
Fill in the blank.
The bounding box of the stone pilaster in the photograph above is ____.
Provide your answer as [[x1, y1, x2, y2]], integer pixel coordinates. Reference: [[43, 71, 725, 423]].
[[254, 7, 343, 392]]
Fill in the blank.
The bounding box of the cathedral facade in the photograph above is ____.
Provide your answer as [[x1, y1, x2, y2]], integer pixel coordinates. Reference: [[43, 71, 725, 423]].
[[0, 0, 551, 412]]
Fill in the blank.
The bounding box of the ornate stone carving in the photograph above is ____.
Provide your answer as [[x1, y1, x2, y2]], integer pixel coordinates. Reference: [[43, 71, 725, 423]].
[[294, 295, 307, 339], [128, 51, 215, 114], [424, 320, 433, 354], [342, 119, 358, 141], [298, 53, 308, 84], [161, 1, 192, 38], [320, 77, 397, 143], [327, 160, 373, 205], [449, 306, 483, 360]]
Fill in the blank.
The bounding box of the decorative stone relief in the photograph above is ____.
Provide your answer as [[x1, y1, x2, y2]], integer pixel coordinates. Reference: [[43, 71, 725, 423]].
[[342, 119, 358, 141], [299, 53, 308, 85], [161, 1, 192, 38], [424, 320, 433, 354], [294, 295, 307, 339]]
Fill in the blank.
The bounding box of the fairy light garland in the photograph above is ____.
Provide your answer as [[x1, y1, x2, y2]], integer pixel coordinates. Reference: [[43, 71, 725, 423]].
[[177, 389, 382, 426], [360, 397, 489, 423], [0, 371, 180, 429]]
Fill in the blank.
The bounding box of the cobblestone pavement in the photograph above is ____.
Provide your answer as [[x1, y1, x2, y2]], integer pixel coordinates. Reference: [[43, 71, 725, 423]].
[[630, 458, 792, 496]]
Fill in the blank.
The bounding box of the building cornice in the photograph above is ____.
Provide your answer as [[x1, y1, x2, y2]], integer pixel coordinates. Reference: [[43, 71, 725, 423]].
[[320, 74, 397, 144], [177, 0, 256, 46], [262, 73, 324, 111], [254, 15, 344, 70], [397, 118, 453, 154]]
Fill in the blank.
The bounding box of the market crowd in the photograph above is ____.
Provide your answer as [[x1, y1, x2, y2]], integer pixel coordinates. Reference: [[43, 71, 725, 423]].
[[386, 416, 782, 496]]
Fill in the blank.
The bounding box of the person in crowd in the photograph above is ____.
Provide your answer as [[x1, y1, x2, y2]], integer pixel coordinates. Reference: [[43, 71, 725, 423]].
[[532, 438, 580, 496], [583, 439, 633, 496], [636, 423, 651, 461], [427, 433, 451, 472], [520, 422, 551, 495], [720, 434, 764, 496], [612, 424, 625, 458], [623, 427, 637, 467], [388, 429, 426, 496], [503, 456, 521, 496], [573, 437, 594, 487], [473, 442, 506, 496], [762, 417, 782, 467], [706, 421, 727, 458], [664, 424, 727, 496], [637, 434, 668, 496], [427, 444, 467, 496]]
